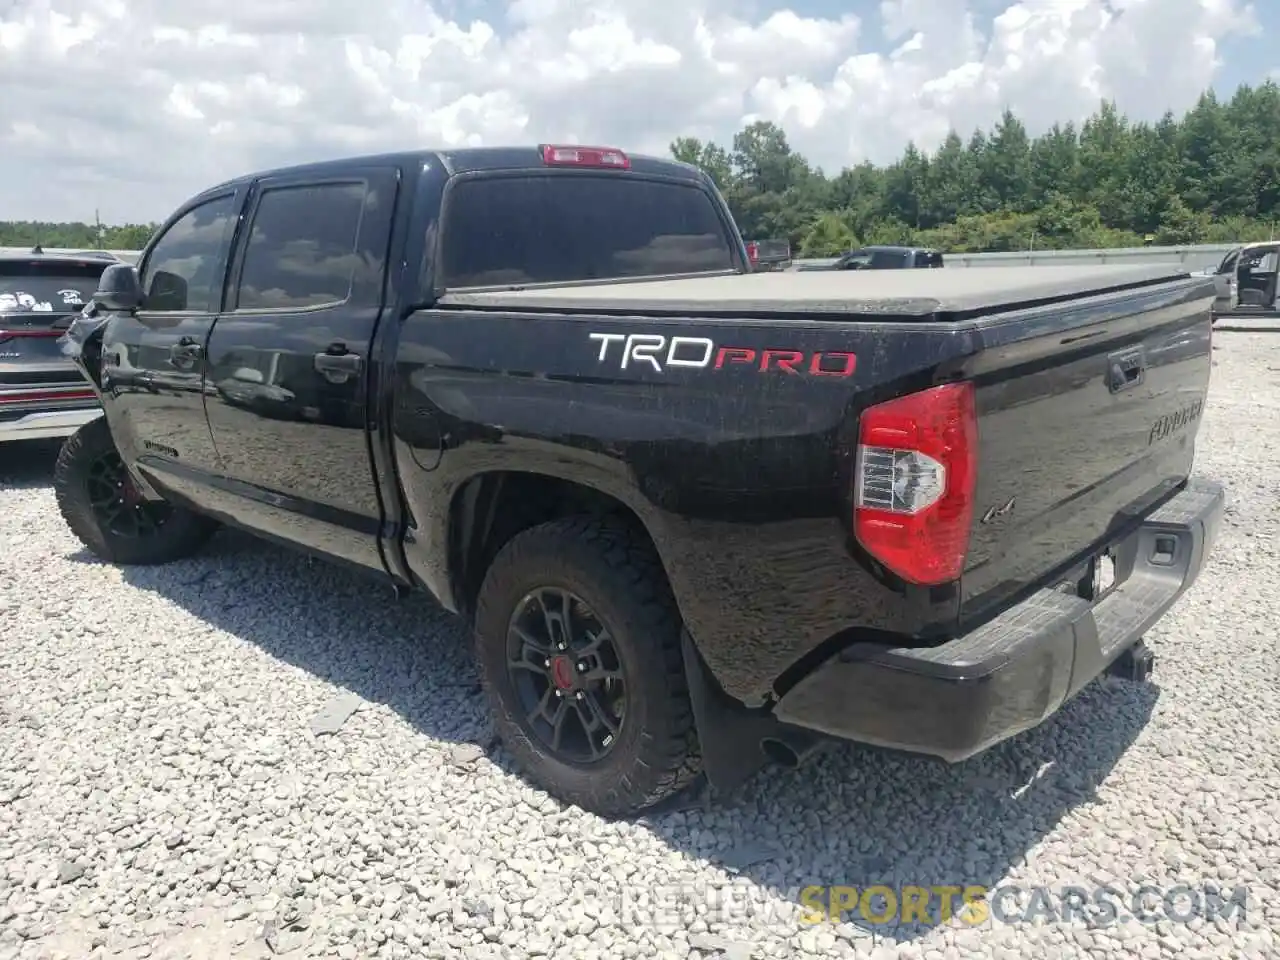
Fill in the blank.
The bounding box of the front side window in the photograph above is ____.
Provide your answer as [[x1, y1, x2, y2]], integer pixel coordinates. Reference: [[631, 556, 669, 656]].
[[141, 194, 238, 313], [233, 182, 367, 311]]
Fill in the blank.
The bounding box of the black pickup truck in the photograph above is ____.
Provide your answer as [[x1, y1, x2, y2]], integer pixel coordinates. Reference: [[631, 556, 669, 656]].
[[56, 144, 1224, 817], [800, 245, 944, 271]]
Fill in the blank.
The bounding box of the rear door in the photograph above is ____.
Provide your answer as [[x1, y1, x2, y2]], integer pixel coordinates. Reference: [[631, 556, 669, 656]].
[[0, 257, 107, 424], [99, 190, 245, 480], [202, 167, 398, 572]]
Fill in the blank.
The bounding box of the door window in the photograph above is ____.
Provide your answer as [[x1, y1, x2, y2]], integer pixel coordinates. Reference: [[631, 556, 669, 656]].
[[140, 194, 239, 313], [232, 182, 368, 311]]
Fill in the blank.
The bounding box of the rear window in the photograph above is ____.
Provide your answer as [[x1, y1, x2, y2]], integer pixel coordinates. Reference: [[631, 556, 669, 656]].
[[0, 261, 107, 313], [439, 174, 735, 287]]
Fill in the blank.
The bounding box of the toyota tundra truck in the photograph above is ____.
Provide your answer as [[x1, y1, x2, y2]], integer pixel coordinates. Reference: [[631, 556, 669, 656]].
[[55, 144, 1224, 817]]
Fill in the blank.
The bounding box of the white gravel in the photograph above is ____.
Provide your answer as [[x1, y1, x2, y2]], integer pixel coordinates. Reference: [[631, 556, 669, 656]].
[[2, 333, 1279, 960]]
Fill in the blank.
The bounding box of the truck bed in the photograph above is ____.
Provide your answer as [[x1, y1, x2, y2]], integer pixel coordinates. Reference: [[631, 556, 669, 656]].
[[439, 263, 1196, 321]]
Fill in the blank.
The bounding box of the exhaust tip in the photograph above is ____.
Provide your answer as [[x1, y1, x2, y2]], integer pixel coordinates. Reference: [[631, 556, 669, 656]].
[[760, 737, 801, 769]]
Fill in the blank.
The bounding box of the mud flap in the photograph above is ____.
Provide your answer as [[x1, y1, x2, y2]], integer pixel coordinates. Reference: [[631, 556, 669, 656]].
[[680, 632, 821, 798]]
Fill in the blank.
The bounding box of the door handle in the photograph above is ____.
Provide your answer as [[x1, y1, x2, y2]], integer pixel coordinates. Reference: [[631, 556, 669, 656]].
[[169, 336, 203, 369], [314, 343, 363, 383], [1106, 347, 1145, 393]]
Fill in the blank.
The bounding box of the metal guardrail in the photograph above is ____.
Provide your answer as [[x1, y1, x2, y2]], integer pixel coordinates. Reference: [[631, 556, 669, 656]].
[[1, 242, 1247, 273], [795, 243, 1240, 272]]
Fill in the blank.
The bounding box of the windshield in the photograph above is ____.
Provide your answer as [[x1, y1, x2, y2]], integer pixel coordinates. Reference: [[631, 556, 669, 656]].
[[440, 174, 736, 287], [0, 261, 106, 314]]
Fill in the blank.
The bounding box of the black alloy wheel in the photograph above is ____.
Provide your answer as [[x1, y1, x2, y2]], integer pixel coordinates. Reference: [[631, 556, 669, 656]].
[[54, 415, 219, 565], [506, 587, 627, 764], [473, 515, 702, 817], [84, 448, 173, 539]]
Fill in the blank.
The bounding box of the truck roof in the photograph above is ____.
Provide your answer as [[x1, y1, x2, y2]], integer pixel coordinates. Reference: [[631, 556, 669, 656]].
[[440, 263, 1200, 320], [193, 146, 708, 201]]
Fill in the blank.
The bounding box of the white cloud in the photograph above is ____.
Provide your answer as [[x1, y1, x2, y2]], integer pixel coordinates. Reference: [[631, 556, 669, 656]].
[[0, 0, 1261, 222]]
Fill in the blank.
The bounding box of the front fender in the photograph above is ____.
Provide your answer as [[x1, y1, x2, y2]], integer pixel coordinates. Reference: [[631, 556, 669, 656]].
[[57, 303, 111, 391]]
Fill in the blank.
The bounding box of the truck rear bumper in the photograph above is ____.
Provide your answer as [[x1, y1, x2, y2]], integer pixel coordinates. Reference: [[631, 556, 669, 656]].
[[0, 406, 102, 443], [773, 478, 1225, 762]]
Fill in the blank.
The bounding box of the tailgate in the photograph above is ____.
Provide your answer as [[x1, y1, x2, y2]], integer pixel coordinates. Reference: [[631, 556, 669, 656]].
[[959, 276, 1215, 623]]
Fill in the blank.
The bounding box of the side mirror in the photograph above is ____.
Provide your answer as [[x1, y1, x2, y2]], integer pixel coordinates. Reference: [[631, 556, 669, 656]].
[[93, 263, 145, 313], [148, 271, 189, 312]]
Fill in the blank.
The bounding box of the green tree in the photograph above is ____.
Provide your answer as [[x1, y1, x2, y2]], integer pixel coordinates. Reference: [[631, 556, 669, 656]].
[[799, 212, 857, 257]]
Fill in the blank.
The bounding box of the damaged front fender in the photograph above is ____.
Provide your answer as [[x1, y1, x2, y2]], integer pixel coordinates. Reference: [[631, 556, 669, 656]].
[[57, 302, 111, 391]]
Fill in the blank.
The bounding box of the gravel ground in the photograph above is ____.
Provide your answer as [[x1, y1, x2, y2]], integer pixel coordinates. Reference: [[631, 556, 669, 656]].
[[2, 333, 1278, 960]]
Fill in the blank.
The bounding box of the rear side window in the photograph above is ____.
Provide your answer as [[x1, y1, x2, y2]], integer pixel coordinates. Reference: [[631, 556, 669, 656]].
[[0, 261, 106, 313], [439, 175, 735, 287], [234, 182, 366, 311]]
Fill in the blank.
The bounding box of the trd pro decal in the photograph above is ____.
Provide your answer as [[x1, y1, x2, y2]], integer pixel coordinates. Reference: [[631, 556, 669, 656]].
[[588, 332, 855, 378]]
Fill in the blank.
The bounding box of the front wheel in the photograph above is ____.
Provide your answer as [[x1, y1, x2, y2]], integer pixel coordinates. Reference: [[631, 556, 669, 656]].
[[54, 416, 218, 565], [473, 516, 702, 817]]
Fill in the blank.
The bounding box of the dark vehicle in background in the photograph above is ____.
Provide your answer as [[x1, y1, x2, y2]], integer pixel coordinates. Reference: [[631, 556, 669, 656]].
[[1208, 241, 1279, 317], [801, 245, 944, 271], [55, 143, 1223, 818], [745, 237, 791, 271], [0, 249, 116, 443]]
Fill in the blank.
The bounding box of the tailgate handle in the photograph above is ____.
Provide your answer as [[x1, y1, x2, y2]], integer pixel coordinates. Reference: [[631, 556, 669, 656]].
[[1107, 348, 1146, 393]]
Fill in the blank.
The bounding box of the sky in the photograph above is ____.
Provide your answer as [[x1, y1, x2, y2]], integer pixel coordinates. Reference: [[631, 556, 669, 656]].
[[0, 0, 1274, 224]]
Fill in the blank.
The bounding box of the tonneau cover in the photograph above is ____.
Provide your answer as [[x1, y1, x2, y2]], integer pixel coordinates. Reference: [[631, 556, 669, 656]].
[[440, 263, 1199, 319]]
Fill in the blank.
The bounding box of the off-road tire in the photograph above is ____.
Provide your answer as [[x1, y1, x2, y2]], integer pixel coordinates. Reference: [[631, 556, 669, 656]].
[[473, 515, 703, 817], [54, 416, 218, 565]]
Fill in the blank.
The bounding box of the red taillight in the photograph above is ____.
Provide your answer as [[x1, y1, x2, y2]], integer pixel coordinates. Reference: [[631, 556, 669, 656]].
[[0, 388, 96, 405], [0, 329, 63, 344], [540, 144, 630, 169], [853, 381, 978, 585]]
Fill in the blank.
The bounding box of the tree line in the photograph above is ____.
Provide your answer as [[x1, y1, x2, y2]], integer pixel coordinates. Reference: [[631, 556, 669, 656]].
[[4, 80, 1278, 258], [670, 81, 1280, 256], [0, 221, 153, 251]]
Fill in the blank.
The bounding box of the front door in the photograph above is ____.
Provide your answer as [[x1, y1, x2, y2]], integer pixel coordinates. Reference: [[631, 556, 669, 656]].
[[1236, 246, 1280, 309], [202, 168, 399, 572], [99, 189, 245, 495]]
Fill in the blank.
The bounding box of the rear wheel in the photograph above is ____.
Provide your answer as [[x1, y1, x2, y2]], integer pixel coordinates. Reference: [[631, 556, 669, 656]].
[[473, 515, 702, 817], [54, 417, 218, 565]]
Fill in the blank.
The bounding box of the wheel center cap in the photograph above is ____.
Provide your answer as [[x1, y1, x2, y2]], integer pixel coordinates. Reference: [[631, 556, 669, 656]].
[[550, 655, 576, 691]]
